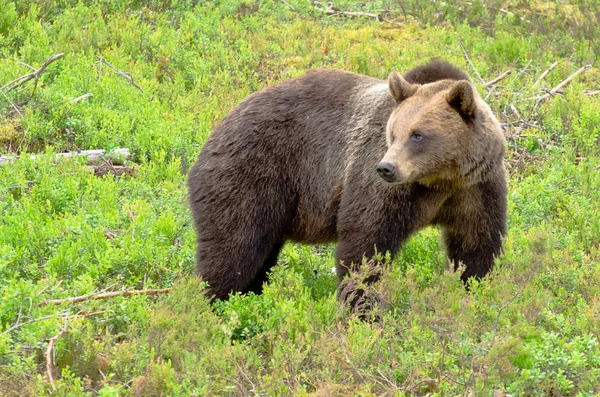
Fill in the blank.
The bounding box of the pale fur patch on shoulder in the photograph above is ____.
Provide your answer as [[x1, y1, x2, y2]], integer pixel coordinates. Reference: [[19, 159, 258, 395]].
[[364, 82, 389, 94]]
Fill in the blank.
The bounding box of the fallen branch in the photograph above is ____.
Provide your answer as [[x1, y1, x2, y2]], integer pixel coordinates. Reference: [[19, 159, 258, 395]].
[[535, 64, 591, 107], [312, 2, 381, 20], [46, 328, 68, 392], [39, 288, 170, 307], [1, 311, 106, 336], [585, 89, 600, 96], [280, 0, 295, 11], [97, 56, 144, 94], [71, 93, 93, 103], [544, 64, 591, 97], [0, 90, 24, 118], [531, 61, 558, 88], [458, 40, 484, 84], [0, 148, 131, 166], [0, 53, 64, 92], [484, 69, 512, 87]]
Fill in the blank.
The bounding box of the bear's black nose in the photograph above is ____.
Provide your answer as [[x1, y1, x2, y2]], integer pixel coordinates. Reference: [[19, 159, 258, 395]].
[[376, 162, 396, 182]]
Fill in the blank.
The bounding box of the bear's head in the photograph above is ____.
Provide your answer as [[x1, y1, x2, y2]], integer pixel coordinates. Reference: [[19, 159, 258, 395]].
[[377, 72, 505, 189]]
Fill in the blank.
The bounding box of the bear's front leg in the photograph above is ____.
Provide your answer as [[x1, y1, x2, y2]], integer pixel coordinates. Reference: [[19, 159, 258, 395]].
[[335, 224, 409, 314], [440, 179, 507, 284]]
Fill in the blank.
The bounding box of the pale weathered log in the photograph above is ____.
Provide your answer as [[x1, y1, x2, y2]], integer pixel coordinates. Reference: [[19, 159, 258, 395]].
[[0, 148, 131, 166]]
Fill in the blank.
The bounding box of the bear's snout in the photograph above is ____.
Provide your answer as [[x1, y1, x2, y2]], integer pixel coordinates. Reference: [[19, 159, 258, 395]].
[[376, 161, 397, 183]]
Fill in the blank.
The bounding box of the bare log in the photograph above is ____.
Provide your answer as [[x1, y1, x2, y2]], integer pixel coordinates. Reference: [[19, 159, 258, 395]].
[[0, 148, 131, 166], [484, 69, 512, 87], [39, 288, 170, 307], [0, 53, 64, 92]]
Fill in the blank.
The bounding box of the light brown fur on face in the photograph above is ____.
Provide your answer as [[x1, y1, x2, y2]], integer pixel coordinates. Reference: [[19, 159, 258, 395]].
[[381, 78, 505, 189]]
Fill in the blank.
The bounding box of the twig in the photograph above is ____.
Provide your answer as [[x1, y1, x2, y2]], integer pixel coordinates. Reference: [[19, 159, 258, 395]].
[[46, 327, 68, 392], [585, 89, 600, 96], [1, 310, 106, 336], [39, 288, 170, 306], [280, 0, 295, 11], [96, 56, 144, 93], [0, 53, 64, 92], [71, 93, 93, 103], [531, 61, 558, 88], [491, 290, 521, 346], [458, 40, 484, 84], [0, 90, 24, 118], [484, 69, 512, 87], [510, 59, 532, 83]]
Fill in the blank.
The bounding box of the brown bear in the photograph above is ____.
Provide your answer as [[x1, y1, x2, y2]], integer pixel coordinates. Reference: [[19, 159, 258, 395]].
[[188, 60, 507, 303]]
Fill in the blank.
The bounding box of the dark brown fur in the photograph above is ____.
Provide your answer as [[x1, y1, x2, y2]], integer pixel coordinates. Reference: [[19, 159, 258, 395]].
[[188, 60, 507, 303]]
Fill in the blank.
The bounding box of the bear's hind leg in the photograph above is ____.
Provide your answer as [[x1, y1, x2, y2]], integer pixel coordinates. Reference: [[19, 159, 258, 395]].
[[196, 233, 282, 301]]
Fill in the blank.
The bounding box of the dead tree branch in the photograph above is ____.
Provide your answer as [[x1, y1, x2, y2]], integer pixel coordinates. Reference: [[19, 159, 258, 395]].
[[96, 56, 144, 93], [458, 41, 484, 84], [1, 311, 106, 336], [313, 2, 381, 20], [484, 69, 512, 87], [46, 328, 68, 392], [39, 288, 170, 307], [531, 61, 558, 88], [0, 53, 64, 92], [71, 93, 93, 103], [280, 0, 296, 11], [536, 64, 591, 106], [585, 89, 599, 96]]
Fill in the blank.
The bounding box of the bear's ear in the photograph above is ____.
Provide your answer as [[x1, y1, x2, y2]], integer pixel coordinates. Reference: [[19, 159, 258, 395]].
[[388, 72, 418, 104], [446, 80, 476, 118]]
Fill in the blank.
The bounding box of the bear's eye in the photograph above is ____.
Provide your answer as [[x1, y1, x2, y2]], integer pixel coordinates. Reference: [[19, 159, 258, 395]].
[[410, 132, 423, 142]]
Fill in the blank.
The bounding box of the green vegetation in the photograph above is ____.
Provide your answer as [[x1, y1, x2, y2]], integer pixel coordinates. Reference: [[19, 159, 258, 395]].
[[1, 1, 599, 395]]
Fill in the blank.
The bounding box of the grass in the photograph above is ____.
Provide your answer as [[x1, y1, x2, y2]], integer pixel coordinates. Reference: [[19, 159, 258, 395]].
[[1, 0, 600, 395]]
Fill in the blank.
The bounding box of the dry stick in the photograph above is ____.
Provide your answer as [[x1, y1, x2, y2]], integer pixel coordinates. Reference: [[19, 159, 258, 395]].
[[585, 89, 600, 96], [536, 64, 592, 106], [531, 61, 558, 88], [315, 6, 381, 20], [1, 311, 106, 336], [46, 328, 68, 392], [280, 0, 295, 11], [484, 69, 512, 87], [0, 53, 64, 92], [71, 93, 93, 103], [39, 288, 170, 307], [510, 59, 532, 84], [96, 56, 144, 93], [458, 40, 484, 84], [0, 90, 24, 118]]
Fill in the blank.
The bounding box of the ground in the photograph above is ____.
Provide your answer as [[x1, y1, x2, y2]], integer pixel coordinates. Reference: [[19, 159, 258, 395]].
[[0, 1, 599, 396]]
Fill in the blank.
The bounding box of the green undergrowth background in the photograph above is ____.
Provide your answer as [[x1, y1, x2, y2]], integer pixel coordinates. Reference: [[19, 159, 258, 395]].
[[1, 0, 600, 395]]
